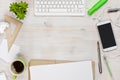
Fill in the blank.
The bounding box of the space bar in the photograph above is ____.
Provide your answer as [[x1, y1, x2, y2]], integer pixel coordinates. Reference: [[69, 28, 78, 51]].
[[49, 9, 67, 13]]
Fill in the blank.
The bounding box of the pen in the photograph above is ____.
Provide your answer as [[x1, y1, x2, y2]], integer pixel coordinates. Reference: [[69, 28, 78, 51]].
[[103, 56, 113, 77], [108, 8, 120, 13], [97, 41, 102, 74]]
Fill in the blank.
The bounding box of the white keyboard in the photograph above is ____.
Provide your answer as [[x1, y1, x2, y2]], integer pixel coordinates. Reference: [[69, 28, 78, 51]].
[[34, 0, 86, 16]]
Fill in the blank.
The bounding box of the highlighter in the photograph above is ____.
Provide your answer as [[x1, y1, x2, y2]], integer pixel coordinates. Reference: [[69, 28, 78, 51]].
[[88, 0, 108, 15]]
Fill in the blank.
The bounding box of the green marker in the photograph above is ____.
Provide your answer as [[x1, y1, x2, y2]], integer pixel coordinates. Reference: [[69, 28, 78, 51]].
[[103, 56, 113, 77], [88, 0, 108, 15]]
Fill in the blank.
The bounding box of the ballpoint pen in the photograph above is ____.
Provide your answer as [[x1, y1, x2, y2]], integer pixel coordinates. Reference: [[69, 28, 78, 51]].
[[97, 41, 102, 74], [108, 8, 120, 13]]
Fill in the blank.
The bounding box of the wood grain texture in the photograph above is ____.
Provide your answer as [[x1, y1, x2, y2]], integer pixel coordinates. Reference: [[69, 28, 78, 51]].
[[0, 0, 120, 80]]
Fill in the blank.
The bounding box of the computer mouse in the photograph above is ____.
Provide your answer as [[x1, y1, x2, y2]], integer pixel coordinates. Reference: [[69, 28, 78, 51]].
[[0, 22, 9, 33]]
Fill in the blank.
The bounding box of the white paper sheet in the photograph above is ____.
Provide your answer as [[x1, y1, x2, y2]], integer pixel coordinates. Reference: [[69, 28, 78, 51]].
[[0, 39, 20, 62], [0, 72, 7, 80], [30, 61, 93, 80], [0, 39, 8, 62]]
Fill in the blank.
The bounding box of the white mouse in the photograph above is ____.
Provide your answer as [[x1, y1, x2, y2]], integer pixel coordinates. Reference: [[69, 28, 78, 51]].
[[0, 22, 9, 33]]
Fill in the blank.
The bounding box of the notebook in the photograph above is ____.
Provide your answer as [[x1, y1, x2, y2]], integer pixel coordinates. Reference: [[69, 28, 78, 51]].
[[30, 61, 94, 80]]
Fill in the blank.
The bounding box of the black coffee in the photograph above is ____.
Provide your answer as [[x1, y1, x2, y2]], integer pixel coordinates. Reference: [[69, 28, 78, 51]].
[[13, 61, 24, 73]]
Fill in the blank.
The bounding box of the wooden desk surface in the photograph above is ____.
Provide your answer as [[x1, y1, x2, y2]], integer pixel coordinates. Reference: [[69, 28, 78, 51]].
[[0, 0, 120, 80]]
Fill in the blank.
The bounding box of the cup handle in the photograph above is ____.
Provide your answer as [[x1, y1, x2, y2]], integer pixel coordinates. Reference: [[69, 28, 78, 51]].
[[13, 75, 17, 80]]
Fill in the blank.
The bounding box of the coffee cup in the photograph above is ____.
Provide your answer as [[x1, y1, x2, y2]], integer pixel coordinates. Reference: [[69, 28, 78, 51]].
[[10, 57, 27, 80]]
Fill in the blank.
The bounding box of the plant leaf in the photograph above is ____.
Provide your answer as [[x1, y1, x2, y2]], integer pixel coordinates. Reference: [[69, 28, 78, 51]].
[[9, 1, 28, 20]]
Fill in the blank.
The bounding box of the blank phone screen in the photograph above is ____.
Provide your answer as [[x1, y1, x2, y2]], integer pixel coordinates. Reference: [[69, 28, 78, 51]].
[[98, 23, 116, 49]]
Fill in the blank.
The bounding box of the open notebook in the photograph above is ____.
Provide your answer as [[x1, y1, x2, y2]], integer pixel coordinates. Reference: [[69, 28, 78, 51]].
[[30, 61, 94, 80]]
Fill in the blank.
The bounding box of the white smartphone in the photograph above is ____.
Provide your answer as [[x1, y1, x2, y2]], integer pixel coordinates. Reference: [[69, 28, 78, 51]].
[[97, 21, 117, 52]]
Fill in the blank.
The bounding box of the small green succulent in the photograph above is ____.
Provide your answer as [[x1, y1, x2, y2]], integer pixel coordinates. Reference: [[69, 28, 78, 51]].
[[9, 1, 28, 20]]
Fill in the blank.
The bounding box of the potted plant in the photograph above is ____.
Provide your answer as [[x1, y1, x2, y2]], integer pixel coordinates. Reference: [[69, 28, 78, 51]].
[[9, 1, 28, 20]]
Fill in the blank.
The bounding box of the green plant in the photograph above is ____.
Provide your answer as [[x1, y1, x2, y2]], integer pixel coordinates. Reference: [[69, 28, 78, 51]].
[[9, 1, 28, 20]]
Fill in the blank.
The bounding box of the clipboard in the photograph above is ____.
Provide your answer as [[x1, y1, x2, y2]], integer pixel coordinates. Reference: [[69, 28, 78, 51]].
[[5, 15, 23, 51], [28, 60, 95, 80]]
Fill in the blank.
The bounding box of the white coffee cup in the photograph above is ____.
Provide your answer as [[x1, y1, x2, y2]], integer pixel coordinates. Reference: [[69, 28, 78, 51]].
[[10, 57, 27, 80]]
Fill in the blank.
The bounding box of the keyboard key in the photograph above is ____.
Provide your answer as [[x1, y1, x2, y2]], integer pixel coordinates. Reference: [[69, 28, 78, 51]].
[[66, 1, 68, 4], [49, 9, 67, 13], [46, 5, 49, 8], [41, 1, 43, 4], [39, 9, 42, 12]]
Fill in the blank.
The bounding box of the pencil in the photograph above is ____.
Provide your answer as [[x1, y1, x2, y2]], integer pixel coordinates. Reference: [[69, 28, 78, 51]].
[[103, 56, 113, 77]]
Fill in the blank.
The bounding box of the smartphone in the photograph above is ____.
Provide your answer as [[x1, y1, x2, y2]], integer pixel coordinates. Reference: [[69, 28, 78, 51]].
[[97, 21, 117, 51]]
